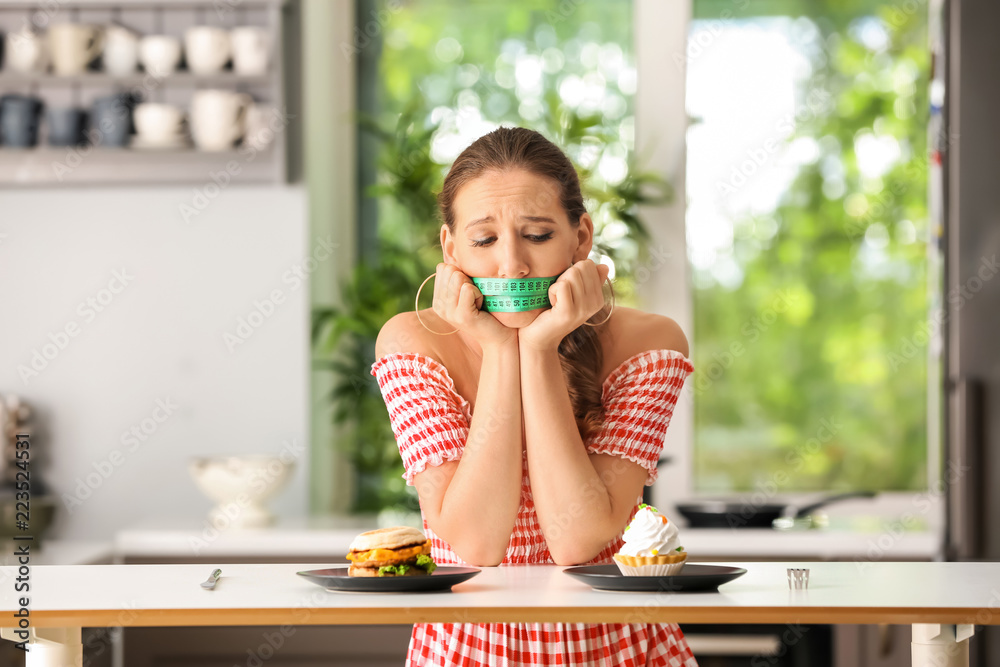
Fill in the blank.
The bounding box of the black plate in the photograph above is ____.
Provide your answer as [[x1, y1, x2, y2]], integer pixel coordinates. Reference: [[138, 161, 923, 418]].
[[563, 564, 747, 592], [297, 566, 481, 593]]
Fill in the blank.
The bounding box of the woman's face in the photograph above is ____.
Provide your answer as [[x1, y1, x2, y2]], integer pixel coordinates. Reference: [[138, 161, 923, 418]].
[[441, 167, 594, 329]]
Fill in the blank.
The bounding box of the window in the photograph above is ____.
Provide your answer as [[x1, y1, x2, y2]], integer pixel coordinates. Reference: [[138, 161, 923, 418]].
[[685, 1, 934, 494], [358, 0, 642, 277]]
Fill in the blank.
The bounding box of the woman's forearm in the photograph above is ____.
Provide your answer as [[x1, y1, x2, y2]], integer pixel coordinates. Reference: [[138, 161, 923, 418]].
[[520, 345, 616, 565], [437, 338, 523, 566]]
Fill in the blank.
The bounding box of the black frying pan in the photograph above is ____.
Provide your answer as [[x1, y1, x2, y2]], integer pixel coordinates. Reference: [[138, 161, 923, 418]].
[[675, 491, 877, 529]]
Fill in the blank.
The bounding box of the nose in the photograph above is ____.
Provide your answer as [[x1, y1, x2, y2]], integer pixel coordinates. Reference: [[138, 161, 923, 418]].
[[497, 236, 530, 279]]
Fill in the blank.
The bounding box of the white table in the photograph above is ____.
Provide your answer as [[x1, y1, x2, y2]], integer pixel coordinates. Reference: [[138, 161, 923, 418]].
[[1, 561, 995, 666]]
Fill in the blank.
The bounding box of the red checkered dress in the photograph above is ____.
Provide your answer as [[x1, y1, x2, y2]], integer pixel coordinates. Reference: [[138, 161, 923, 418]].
[[370, 348, 698, 667]]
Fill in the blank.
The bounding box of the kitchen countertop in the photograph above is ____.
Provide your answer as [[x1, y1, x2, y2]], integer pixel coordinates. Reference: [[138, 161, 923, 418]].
[[113, 514, 943, 561], [0, 539, 113, 566]]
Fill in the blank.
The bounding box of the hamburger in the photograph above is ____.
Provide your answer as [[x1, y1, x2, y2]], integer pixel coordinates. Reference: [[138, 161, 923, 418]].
[[345, 525, 438, 577]]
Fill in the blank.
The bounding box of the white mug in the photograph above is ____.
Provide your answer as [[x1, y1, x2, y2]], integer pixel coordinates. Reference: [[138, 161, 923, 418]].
[[230, 26, 270, 76], [184, 26, 230, 74], [49, 23, 104, 75], [190, 89, 252, 151], [5, 25, 49, 74], [139, 35, 181, 76], [134, 102, 185, 143], [103, 23, 140, 76]]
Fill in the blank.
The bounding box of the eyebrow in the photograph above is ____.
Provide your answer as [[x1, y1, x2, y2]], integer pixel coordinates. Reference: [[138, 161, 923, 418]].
[[465, 215, 557, 229]]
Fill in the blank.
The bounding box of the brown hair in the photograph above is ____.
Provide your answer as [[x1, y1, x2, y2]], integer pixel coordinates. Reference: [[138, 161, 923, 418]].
[[437, 126, 612, 441]]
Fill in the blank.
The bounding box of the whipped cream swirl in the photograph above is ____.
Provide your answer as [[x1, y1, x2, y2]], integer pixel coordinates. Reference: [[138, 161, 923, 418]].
[[619, 506, 682, 557]]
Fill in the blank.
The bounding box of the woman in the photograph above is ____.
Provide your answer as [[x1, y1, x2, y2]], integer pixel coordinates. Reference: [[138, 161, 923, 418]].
[[371, 127, 698, 666]]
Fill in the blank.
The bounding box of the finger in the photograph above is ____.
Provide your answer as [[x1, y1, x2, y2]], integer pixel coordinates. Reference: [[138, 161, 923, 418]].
[[555, 281, 575, 312], [598, 262, 610, 282], [447, 269, 464, 305]]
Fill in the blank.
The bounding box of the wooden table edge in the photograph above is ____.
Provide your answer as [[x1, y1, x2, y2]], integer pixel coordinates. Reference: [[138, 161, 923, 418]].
[[4, 607, 997, 627]]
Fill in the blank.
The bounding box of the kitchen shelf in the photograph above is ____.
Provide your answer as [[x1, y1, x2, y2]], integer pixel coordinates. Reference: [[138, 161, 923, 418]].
[[0, 144, 281, 185], [0, 71, 271, 86], [0, 0, 289, 185]]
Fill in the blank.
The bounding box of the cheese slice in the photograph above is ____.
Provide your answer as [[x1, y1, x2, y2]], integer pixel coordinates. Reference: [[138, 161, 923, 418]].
[[346, 542, 428, 562]]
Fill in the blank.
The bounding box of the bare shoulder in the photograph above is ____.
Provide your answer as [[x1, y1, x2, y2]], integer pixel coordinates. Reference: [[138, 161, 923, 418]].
[[374, 310, 449, 365], [636, 309, 690, 358], [602, 307, 690, 377]]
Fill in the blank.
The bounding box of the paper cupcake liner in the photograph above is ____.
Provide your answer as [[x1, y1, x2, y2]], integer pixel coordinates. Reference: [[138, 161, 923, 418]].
[[613, 552, 687, 576]]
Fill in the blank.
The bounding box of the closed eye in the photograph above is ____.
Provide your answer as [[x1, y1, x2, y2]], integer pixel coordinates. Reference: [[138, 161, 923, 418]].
[[470, 233, 554, 248]]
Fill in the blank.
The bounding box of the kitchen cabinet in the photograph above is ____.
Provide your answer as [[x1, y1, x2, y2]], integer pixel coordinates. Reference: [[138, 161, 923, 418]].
[[837, 624, 914, 667], [0, 0, 289, 185], [125, 625, 411, 667]]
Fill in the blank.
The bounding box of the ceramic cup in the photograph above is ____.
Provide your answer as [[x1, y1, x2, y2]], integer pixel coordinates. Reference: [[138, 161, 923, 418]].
[[46, 106, 89, 146], [91, 92, 142, 147], [0, 94, 44, 147], [133, 102, 185, 144], [242, 103, 277, 150], [190, 89, 251, 151], [139, 35, 181, 76], [102, 23, 140, 76], [230, 26, 270, 76], [184, 26, 230, 74], [5, 25, 49, 73], [49, 23, 104, 75]]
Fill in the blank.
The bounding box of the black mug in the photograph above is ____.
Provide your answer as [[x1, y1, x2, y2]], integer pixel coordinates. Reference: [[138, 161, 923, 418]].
[[91, 91, 142, 147], [1, 94, 44, 147], [47, 106, 89, 146]]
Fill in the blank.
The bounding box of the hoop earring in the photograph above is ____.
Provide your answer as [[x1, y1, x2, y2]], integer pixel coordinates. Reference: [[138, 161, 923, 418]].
[[414, 273, 459, 335], [583, 278, 615, 327]]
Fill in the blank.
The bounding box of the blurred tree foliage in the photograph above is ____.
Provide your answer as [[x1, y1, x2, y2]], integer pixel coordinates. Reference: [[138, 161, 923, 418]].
[[691, 2, 931, 492]]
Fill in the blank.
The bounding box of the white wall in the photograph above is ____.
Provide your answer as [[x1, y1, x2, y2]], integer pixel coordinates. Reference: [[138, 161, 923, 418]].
[[0, 185, 310, 540]]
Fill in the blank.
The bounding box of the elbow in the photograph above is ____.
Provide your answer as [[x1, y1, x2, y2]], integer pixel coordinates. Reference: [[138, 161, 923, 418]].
[[548, 544, 593, 567], [456, 545, 505, 567]]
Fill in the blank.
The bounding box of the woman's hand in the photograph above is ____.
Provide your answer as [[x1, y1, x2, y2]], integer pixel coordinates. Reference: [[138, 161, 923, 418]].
[[431, 262, 517, 348], [518, 259, 611, 352]]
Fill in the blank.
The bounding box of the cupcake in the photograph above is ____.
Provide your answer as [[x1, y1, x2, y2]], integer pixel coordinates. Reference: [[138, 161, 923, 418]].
[[612, 503, 687, 576]]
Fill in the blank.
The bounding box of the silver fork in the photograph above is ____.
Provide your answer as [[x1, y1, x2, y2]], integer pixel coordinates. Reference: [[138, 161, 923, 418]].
[[200, 568, 222, 590]]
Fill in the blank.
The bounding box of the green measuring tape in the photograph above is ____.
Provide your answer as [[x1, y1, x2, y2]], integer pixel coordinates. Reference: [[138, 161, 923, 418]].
[[471, 276, 560, 312]]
